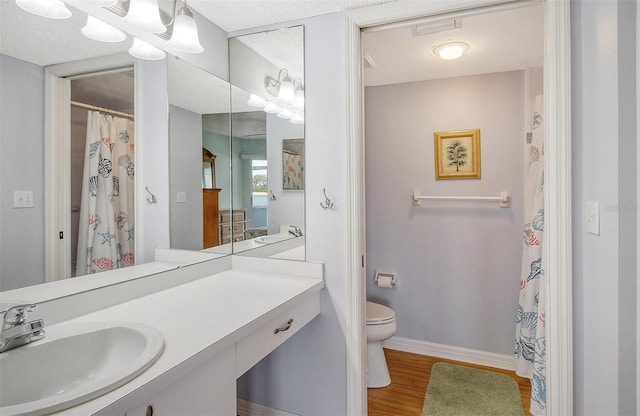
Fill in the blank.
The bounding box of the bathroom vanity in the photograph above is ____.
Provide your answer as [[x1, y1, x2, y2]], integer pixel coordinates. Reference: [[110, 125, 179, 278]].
[[0, 255, 323, 416]]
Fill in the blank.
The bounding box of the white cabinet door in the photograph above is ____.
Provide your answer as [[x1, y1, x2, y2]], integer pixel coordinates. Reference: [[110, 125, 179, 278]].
[[123, 346, 236, 416]]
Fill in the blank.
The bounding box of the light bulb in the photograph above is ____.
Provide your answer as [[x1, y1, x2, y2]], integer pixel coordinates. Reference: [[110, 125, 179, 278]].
[[277, 75, 295, 101], [167, 7, 204, 53], [124, 0, 166, 33], [82, 16, 126, 43], [129, 38, 166, 60], [16, 0, 71, 19]]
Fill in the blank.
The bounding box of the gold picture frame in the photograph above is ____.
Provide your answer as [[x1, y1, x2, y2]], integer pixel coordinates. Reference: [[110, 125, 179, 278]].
[[434, 129, 481, 180]]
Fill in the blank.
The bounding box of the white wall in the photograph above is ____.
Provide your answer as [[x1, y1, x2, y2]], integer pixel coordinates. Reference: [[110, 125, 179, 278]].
[[236, 13, 349, 415], [572, 0, 637, 413], [0, 54, 45, 290], [365, 70, 526, 355]]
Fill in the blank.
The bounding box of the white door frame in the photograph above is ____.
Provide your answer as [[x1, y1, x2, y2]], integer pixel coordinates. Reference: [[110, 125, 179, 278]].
[[344, 1, 572, 415], [44, 54, 136, 281]]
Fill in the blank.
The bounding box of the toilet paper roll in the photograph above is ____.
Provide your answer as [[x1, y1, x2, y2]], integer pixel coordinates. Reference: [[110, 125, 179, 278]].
[[376, 275, 395, 288]]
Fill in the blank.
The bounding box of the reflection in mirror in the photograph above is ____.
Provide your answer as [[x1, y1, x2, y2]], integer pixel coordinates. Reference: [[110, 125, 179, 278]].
[[229, 26, 305, 261], [0, 0, 138, 292], [167, 55, 232, 255]]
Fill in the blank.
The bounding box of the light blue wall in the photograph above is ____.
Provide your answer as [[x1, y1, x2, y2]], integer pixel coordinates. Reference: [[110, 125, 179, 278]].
[[169, 104, 203, 250], [365, 70, 526, 355], [236, 13, 348, 415], [572, 0, 637, 414], [0, 54, 45, 291]]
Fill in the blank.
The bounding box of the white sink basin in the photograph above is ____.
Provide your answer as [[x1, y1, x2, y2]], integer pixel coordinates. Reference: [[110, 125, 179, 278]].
[[0, 321, 164, 416], [254, 234, 294, 244]]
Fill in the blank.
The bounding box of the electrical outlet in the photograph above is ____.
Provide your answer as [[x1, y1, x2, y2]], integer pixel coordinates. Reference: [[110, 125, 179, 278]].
[[177, 192, 187, 203], [13, 191, 34, 208], [585, 201, 599, 235]]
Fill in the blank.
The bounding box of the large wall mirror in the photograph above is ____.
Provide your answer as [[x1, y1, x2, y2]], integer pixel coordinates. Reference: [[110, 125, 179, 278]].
[[228, 27, 305, 261], [0, 0, 305, 303], [167, 55, 232, 255]]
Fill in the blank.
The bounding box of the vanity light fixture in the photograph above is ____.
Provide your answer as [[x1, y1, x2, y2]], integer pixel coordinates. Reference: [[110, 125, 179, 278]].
[[82, 16, 126, 43], [15, 0, 71, 19], [265, 68, 297, 102], [292, 79, 305, 109], [247, 94, 267, 108], [433, 41, 470, 60], [276, 109, 294, 120], [290, 115, 304, 125], [129, 37, 166, 60], [263, 102, 282, 114], [78, 0, 119, 6], [167, 1, 204, 53], [123, 0, 166, 33]]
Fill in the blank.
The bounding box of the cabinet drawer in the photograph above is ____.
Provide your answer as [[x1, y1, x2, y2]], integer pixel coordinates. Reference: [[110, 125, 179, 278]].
[[236, 294, 320, 377], [232, 211, 245, 222]]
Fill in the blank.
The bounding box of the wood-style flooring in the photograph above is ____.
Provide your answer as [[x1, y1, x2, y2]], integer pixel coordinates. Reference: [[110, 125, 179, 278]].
[[367, 349, 532, 416]]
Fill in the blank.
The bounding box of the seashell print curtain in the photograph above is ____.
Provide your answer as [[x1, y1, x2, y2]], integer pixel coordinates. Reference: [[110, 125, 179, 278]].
[[515, 94, 546, 415], [283, 150, 304, 190], [76, 111, 135, 275]]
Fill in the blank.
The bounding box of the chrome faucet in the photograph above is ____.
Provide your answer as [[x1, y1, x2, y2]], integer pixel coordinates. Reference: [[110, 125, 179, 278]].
[[0, 304, 45, 353], [288, 226, 303, 237]]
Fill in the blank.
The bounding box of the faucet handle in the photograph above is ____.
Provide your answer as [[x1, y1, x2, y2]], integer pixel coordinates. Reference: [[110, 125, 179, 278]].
[[3, 304, 37, 326]]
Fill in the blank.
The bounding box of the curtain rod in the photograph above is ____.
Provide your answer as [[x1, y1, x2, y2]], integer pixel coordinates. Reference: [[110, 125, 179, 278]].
[[71, 100, 134, 119]]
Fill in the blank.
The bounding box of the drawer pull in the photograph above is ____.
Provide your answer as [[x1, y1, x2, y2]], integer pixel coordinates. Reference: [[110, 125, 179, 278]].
[[274, 319, 294, 334]]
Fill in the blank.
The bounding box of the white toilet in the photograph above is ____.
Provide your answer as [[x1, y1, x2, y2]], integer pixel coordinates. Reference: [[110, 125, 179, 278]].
[[366, 301, 397, 388]]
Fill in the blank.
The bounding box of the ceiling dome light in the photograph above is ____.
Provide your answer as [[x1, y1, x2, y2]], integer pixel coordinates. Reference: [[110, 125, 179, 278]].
[[263, 102, 281, 114], [247, 94, 267, 108], [129, 38, 166, 60], [16, 0, 71, 19], [433, 42, 470, 60], [124, 0, 166, 34], [82, 16, 126, 43], [167, 6, 204, 53]]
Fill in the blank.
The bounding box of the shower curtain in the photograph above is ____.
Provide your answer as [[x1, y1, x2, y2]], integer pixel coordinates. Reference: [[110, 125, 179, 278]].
[[76, 111, 135, 275], [283, 150, 304, 189], [515, 94, 546, 415]]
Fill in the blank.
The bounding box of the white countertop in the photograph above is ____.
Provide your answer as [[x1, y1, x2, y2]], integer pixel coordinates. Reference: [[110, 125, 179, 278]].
[[49, 265, 323, 415]]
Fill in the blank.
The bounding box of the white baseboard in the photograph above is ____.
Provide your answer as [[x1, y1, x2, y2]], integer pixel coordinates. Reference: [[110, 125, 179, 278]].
[[237, 399, 300, 416], [383, 336, 516, 371]]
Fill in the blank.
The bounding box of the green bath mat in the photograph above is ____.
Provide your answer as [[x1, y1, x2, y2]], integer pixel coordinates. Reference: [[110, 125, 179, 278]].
[[422, 362, 525, 416]]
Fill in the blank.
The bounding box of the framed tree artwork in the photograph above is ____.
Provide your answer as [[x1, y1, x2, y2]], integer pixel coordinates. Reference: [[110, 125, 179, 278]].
[[434, 129, 481, 180]]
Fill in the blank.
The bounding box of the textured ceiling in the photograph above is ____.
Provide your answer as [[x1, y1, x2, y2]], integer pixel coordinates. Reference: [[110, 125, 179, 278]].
[[189, 0, 395, 33], [362, 3, 543, 86]]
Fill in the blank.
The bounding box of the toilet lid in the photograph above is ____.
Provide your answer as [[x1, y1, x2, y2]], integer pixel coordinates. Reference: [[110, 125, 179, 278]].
[[366, 301, 395, 324]]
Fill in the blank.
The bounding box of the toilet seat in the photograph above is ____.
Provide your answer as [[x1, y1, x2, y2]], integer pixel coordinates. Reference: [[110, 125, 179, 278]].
[[366, 301, 395, 325]]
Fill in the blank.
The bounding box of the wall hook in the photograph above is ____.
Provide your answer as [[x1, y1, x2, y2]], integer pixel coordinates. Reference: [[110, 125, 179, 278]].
[[269, 190, 277, 201], [320, 188, 334, 210], [145, 187, 157, 204]]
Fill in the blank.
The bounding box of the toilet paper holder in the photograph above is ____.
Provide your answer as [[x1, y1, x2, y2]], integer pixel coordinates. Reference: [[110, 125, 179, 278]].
[[375, 271, 397, 288]]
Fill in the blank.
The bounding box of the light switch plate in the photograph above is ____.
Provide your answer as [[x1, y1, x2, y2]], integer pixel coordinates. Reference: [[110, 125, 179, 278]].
[[585, 201, 599, 235], [13, 191, 34, 208], [177, 192, 186, 203]]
